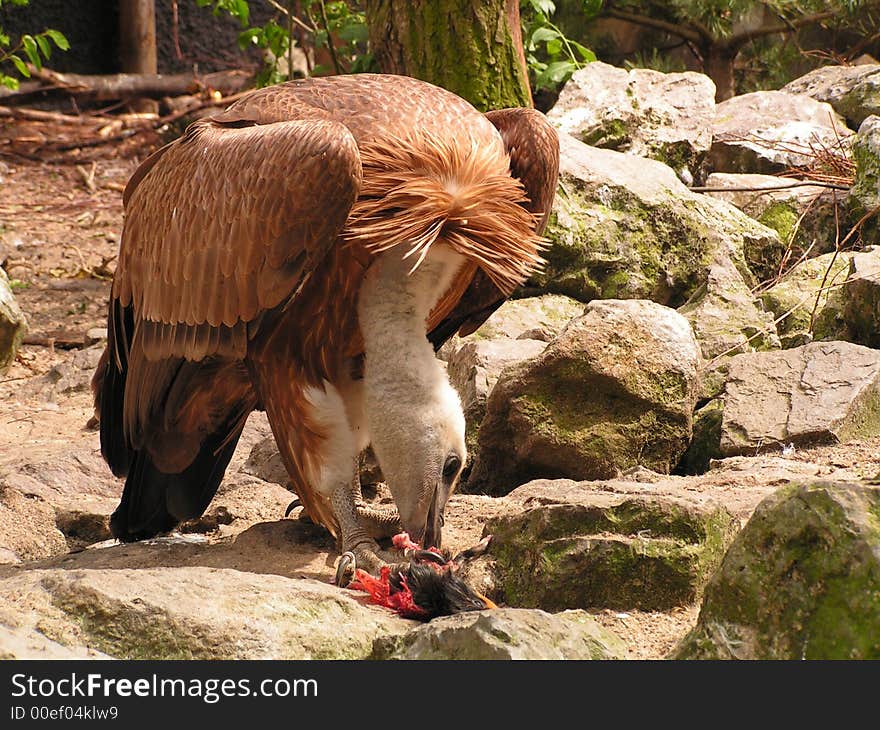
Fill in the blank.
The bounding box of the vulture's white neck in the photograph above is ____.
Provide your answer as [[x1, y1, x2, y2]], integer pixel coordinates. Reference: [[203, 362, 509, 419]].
[[358, 244, 464, 401], [357, 243, 467, 532]]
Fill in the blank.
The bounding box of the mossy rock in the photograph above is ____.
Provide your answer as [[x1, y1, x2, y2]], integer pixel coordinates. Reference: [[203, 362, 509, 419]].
[[369, 607, 626, 660], [483, 482, 738, 612], [467, 299, 701, 494], [848, 116, 880, 243], [675, 481, 880, 659], [534, 135, 778, 305], [759, 251, 852, 346]]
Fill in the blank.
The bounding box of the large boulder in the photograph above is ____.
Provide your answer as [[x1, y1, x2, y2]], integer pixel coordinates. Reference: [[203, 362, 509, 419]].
[[711, 91, 852, 174], [758, 249, 853, 347], [0, 268, 26, 373], [370, 607, 625, 660], [467, 299, 701, 494], [0, 567, 411, 660], [702, 172, 842, 262], [547, 61, 716, 182], [848, 115, 880, 242], [675, 481, 880, 659], [720, 341, 880, 456], [677, 253, 780, 361], [783, 64, 880, 127], [536, 133, 781, 304], [447, 338, 547, 454], [479, 479, 738, 612]]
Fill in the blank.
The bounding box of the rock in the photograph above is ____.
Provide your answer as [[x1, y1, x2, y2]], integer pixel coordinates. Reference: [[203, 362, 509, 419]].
[[370, 607, 626, 660], [0, 268, 26, 373], [547, 61, 716, 181], [720, 341, 880, 456], [783, 64, 880, 127], [841, 249, 880, 347], [83, 327, 107, 347], [23, 344, 105, 400], [848, 115, 880, 240], [711, 91, 852, 174], [468, 299, 702, 494], [242, 434, 289, 487], [536, 133, 780, 304], [179, 473, 294, 538], [678, 253, 780, 360], [481, 478, 738, 611], [675, 481, 880, 659], [702, 172, 843, 263], [447, 338, 547, 452], [0, 624, 111, 660], [0, 567, 411, 659], [0, 485, 69, 562], [437, 294, 584, 362], [758, 252, 848, 346]]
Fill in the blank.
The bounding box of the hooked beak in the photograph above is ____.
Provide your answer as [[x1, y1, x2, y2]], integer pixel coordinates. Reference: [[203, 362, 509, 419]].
[[414, 487, 445, 550]]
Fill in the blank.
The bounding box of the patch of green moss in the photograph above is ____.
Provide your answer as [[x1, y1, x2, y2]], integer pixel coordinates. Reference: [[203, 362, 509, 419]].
[[580, 117, 631, 149], [678, 482, 880, 659]]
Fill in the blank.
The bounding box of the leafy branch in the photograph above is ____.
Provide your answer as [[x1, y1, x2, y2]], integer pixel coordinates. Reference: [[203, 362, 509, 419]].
[[0, 0, 69, 91], [522, 0, 598, 92]]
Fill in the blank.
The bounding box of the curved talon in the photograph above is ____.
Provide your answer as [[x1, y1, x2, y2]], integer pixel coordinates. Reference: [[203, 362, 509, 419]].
[[284, 499, 302, 518], [335, 551, 356, 587], [410, 549, 447, 566]]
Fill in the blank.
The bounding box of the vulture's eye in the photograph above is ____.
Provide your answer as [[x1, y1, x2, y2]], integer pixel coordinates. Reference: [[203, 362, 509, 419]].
[[442, 454, 462, 482]]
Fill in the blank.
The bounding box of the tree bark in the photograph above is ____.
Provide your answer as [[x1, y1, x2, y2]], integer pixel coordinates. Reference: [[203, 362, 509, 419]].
[[119, 0, 158, 112], [704, 45, 737, 102], [365, 0, 532, 111]]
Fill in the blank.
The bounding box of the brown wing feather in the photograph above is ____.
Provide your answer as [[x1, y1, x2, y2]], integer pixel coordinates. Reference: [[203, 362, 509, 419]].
[[428, 108, 561, 345], [113, 115, 362, 363]]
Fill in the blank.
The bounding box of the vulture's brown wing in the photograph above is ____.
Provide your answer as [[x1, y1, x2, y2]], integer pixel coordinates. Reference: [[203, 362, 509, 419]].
[[97, 115, 361, 541], [428, 108, 559, 348], [113, 115, 362, 363]]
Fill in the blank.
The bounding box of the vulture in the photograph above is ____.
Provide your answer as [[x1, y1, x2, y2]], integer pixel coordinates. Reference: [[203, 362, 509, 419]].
[[92, 73, 560, 588]]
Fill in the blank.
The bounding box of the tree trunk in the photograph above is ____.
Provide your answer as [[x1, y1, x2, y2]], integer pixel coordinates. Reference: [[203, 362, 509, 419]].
[[365, 0, 532, 111], [704, 44, 737, 102], [119, 0, 158, 112]]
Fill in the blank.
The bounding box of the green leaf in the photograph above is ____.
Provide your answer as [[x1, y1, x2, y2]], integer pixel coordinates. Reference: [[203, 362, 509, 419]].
[[530, 26, 561, 44], [1, 74, 20, 91], [546, 60, 575, 82], [546, 38, 562, 56], [44, 29, 69, 51], [528, 0, 556, 16], [35, 33, 50, 59], [9, 53, 29, 77], [21, 34, 40, 70], [237, 27, 264, 50], [570, 40, 596, 62]]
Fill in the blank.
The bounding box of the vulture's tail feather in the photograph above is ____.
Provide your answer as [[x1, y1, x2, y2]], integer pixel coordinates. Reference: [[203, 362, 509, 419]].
[[95, 300, 135, 478], [109, 411, 246, 542]]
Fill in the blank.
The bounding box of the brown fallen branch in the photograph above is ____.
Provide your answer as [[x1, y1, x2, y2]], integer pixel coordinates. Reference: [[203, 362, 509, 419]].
[[0, 68, 254, 106], [0, 88, 252, 164]]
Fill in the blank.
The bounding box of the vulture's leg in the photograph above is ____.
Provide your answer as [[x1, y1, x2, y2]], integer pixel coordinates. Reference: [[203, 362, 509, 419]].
[[331, 474, 403, 584]]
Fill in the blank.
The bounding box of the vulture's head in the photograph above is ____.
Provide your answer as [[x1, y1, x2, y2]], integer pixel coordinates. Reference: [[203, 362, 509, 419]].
[[369, 374, 466, 550]]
